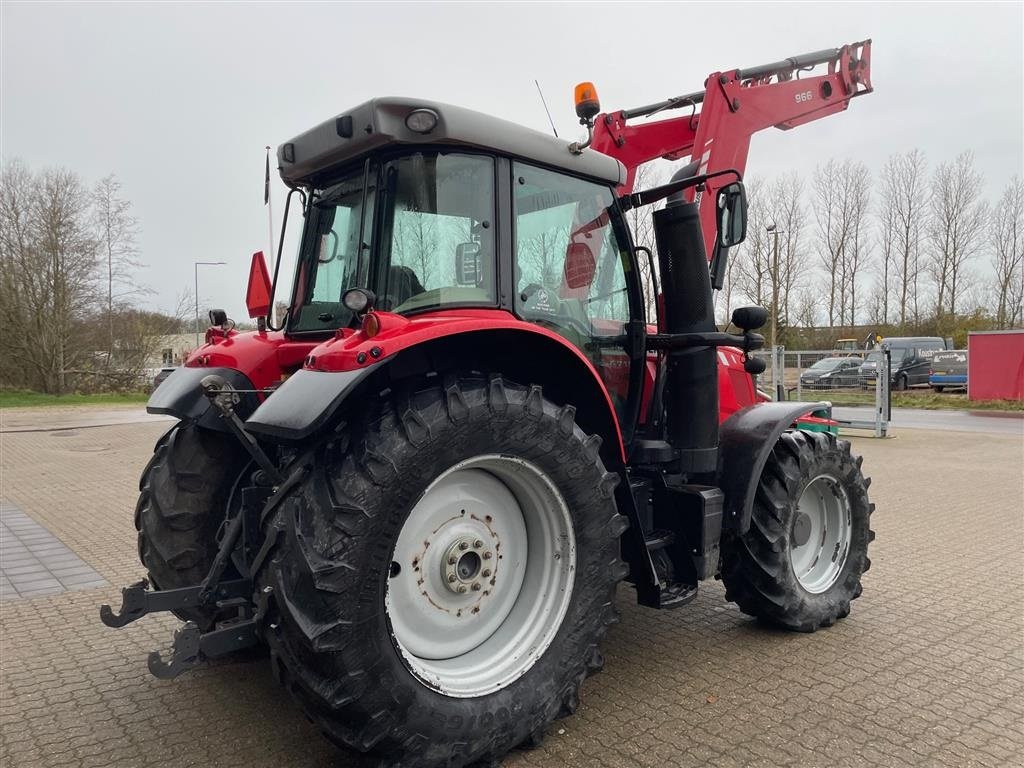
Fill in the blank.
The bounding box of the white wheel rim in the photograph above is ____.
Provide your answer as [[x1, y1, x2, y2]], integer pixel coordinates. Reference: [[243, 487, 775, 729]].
[[789, 474, 852, 593], [386, 454, 576, 697]]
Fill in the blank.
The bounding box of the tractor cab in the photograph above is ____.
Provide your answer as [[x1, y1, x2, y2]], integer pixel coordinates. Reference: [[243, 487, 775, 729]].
[[263, 97, 647, 425]]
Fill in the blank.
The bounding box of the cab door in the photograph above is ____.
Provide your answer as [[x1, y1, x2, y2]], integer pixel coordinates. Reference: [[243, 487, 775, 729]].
[[511, 161, 645, 442]]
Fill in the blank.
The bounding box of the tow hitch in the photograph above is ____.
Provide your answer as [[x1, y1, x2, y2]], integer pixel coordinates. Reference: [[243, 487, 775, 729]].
[[99, 375, 284, 678]]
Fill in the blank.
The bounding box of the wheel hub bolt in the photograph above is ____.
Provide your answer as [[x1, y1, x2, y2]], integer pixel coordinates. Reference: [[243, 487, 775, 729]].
[[473, 540, 484, 549], [459, 542, 469, 551], [483, 552, 492, 560], [482, 569, 491, 578], [458, 585, 468, 594], [448, 555, 457, 564], [447, 574, 457, 583], [471, 583, 482, 591]]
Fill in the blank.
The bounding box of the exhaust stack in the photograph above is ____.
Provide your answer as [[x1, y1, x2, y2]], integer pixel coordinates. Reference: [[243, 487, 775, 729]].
[[652, 199, 719, 475]]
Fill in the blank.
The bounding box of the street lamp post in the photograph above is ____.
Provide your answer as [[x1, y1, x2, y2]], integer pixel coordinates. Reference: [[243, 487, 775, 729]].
[[194, 261, 226, 347], [765, 224, 785, 350]]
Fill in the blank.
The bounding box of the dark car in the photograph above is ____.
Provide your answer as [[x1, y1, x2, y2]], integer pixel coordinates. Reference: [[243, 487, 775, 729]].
[[799, 356, 863, 390], [858, 336, 948, 390], [929, 350, 967, 391]]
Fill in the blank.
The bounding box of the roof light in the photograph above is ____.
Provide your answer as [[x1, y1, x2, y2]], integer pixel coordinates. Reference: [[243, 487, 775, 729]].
[[405, 108, 439, 134], [342, 287, 376, 315], [574, 82, 600, 122]]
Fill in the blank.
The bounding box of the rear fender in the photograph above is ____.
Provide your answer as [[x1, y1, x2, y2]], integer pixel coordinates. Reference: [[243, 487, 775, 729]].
[[718, 401, 831, 533], [244, 325, 625, 461]]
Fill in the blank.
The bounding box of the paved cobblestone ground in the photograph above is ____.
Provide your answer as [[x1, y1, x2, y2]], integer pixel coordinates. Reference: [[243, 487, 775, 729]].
[[1, 416, 1021, 767]]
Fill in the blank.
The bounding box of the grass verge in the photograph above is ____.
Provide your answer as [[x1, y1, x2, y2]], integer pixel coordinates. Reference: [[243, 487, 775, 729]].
[[0, 390, 149, 409]]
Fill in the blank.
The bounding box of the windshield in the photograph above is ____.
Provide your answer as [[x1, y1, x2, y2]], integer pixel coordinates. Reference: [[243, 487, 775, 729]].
[[287, 152, 496, 333], [810, 358, 844, 370]]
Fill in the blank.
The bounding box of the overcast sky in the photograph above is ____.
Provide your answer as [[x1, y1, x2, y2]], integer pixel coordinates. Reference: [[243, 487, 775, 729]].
[[3, 2, 1022, 322]]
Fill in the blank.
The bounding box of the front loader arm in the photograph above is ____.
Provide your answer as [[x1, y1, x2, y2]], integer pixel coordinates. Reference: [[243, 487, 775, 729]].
[[591, 40, 872, 257]]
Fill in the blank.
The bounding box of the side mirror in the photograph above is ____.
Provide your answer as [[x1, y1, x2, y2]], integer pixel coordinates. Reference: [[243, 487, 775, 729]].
[[455, 242, 483, 286], [716, 182, 748, 248], [564, 241, 597, 289], [709, 181, 747, 290], [246, 251, 272, 319]]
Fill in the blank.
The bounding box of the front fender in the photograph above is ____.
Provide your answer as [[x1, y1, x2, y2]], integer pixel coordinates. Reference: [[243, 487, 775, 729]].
[[718, 401, 831, 533], [147, 366, 259, 432]]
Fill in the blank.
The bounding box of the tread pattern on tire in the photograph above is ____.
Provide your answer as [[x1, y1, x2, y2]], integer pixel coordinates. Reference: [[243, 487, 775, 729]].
[[135, 421, 248, 628], [256, 374, 627, 767], [721, 429, 874, 632]]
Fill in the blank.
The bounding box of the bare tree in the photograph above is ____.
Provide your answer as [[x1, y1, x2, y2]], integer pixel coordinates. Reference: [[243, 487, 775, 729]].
[[875, 195, 900, 324], [927, 151, 988, 319], [990, 176, 1024, 328], [768, 172, 808, 331], [811, 159, 871, 328], [0, 161, 99, 392], [880, 150, 928, 329], [92, 175, 143, 364], [734, 180, 771, 309]]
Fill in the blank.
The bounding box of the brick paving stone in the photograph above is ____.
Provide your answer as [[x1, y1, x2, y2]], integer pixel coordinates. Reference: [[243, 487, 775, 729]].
[[0, 417, 1022, 767]]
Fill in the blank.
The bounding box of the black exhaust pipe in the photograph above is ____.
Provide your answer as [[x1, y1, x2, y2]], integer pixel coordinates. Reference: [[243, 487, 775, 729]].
[[652, 198, 718, 475]]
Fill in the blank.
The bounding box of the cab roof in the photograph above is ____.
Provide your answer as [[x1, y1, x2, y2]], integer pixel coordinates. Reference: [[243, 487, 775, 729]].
[[277, 97, 625, 187]]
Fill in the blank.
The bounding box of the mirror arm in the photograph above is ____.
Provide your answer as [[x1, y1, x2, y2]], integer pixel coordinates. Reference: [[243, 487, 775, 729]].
[[265, 185, 308, 332], [619, 168, 743, 212]]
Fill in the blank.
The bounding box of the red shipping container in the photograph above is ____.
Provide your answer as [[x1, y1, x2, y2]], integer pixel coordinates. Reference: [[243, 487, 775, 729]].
[[968, 330, 1024, 401]]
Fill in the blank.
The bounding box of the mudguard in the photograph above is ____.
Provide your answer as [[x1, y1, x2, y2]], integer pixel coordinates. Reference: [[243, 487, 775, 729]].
[[244, 363, 385, 442], [147, 366, 259, 432], [717, 401, 830, 533]]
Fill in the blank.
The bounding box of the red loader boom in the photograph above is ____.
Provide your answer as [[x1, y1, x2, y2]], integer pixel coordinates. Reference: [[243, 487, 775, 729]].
[[591, 40, 873, 256]]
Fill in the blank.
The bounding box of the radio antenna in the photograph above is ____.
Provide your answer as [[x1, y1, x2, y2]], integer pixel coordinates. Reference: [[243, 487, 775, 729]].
[[534, 80, 559, 138]]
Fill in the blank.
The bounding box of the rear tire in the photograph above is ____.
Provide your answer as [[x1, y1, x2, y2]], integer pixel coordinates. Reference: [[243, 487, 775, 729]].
[[257, 374, 626, 767], [135, 422, 249, 629], [721, 430, 874, 632], [896, 374, 908, 391], [932, 386, 944, 393]]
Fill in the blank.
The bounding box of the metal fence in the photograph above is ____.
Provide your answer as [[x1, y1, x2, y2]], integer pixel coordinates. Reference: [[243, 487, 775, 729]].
[[752, 346, 892, 437]]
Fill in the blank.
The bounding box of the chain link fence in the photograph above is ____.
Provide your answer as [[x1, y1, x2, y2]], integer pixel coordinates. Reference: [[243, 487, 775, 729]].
[[753, 346, 892, 437]]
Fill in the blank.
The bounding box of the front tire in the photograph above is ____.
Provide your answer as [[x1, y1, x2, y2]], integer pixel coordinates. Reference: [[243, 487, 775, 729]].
[[257, 374, 626, 767], [721, 430, 874, 632]]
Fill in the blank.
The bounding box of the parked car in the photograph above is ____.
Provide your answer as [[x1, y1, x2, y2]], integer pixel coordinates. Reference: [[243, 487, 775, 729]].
[[858, 336, 949, 390], [929, 350, 968, 392], [799, 356, 863, 390], [152, 367, 176, 392]]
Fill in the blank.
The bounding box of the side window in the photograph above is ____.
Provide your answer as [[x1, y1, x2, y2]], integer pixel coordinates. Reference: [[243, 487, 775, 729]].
[[513, 163, 631, 334], [513, 162, 637, 422], [292, 167, 376, 331], [380, 153, 496, 313]]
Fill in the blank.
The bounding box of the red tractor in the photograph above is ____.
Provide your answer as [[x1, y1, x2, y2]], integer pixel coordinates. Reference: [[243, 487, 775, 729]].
[[103, 41, 874, 767]]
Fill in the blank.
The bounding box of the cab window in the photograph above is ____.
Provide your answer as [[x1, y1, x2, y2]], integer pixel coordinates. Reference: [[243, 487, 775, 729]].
[[378, 152, 496, 313], [513, 162, 637, 422]]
